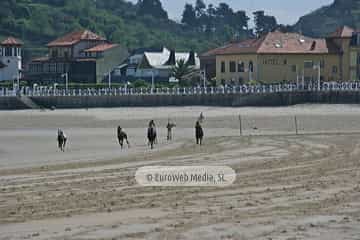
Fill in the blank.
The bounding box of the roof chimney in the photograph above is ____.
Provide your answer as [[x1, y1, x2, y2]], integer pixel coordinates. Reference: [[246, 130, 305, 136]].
[[187, 50, 196, 66], [165, 49, 176, 65]]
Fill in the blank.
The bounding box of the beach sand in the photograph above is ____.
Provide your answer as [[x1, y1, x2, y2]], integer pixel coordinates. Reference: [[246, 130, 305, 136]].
[[0, 105, 360, 239]]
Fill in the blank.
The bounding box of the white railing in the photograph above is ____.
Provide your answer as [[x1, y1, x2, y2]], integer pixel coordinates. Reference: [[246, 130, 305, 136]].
[[2, 82, 360, 97]]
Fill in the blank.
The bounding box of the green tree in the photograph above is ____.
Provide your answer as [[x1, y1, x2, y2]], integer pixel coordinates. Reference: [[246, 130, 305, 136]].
[[172, 59, 193, 85], [137, 0, 168, 20], [253, 10, 278, 36], [181, 4, 197, 27]]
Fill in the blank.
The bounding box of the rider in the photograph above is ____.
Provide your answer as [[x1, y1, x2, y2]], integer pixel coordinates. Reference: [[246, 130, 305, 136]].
[[149, 120, 156, 128], [166, 120, 176, 141]]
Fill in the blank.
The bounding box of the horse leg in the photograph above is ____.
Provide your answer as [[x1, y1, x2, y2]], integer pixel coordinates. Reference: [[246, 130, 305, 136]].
[[62, 139, 67, 151]]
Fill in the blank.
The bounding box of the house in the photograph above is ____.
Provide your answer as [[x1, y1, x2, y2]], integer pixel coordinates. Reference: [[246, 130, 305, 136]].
[[117, 47, 200, 82], [0, 37, 22, 82], [200, 26, 360, 85], [27, 30, 128, 84]]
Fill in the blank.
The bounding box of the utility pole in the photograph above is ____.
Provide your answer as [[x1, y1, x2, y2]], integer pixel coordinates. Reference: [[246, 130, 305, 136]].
[[317, 62, 321, 91], [296, 65, 299, 90], [108, 71, 111, 89], [62, 73, 68, 92], [151, 71, 155, 93], [203, 66, 207, 89]]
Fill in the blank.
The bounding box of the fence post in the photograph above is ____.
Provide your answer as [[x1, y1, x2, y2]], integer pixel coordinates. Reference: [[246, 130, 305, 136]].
[[239, 115, 243, 136], [294, 116, 299, 135]]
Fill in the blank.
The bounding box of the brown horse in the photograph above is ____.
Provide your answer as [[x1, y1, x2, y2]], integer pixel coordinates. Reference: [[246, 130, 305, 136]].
[[195, 121, 204, 145], [117, 126, 130, 149], [57, 129, 67, 152], [147, 126, 157, 149]]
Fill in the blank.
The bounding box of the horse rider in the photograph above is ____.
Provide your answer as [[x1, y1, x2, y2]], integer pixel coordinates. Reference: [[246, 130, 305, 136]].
[[198, 112, 204, 123], [149, 120, 156, 128], [166, 120, 176, 141]]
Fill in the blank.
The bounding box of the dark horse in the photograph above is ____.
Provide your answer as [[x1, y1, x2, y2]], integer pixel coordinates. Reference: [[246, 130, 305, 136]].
[[57, 129, 67, 152], [117, 126, 130, 149], [195, 121, 204, 145], [147, 126, 157, 149]]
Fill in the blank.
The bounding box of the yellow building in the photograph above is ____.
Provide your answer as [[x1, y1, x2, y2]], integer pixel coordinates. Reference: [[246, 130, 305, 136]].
[[201, 26, 360, 85]]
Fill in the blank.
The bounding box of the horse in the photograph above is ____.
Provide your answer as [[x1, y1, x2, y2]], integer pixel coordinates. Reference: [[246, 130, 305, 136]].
[[195, 121, 204, 145], [57, 129, 67, 152], [117, 126, 130, 149], [147, 126, 157, 149]]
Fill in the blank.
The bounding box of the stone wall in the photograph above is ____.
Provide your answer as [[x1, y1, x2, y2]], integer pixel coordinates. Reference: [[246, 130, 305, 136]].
[[1, 91, 360, 110]]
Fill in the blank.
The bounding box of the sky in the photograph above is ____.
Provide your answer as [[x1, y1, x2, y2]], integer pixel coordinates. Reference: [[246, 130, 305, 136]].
[[128, 0, 334, 25]]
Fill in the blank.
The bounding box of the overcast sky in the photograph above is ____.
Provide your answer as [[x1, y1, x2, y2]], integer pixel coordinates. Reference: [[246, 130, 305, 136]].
[[128, 0, 334, 25]]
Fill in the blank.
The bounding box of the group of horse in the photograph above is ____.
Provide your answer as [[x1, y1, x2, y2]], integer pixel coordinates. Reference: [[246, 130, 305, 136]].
[[57, 113, 205, 152]]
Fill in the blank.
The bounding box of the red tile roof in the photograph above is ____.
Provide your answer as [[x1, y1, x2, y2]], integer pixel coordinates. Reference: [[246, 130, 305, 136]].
[[257, 31, 339, 54], [201, 31, 341, 56], [83, 43, 118, 53], [329, 26, 354, 38], [1, 37, 23, 46], [201, 37, 265, 57], [47, 30, 106, 47]]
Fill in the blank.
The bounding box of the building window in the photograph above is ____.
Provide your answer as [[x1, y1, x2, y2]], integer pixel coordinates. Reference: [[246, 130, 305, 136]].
[[283, 59, 287, 65], [14, 48, 18, 57], [64, 51, 69, 59], [238, 61, 244, 72], [304, 61, 313, 69], [221, 61, 225, 73], [57, 63, 64, 73], [332, 66, 338, 74], [44, 63, 49, 73], [249, 61, 254, 73], [320, 60, 325, 69], [5, 47, 12, 56], [229, 61, 236, 73], [291, 65, 297, 73], [49, 63, 56, 73], [52, 49, 58, 58]]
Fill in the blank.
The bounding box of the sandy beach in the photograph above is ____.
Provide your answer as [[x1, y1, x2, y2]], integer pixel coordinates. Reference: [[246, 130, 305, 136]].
[[1, 105, 360, 239]]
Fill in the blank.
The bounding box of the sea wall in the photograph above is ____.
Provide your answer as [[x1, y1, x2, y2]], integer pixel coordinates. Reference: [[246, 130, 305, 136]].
[[1, 91, 360, 110], [0, 97, 30, 110]]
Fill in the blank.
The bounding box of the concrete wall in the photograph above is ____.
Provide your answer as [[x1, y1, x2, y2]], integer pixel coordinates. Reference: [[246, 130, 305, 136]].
[[0, 97, 30, 110], [2, 91, 360, 110]]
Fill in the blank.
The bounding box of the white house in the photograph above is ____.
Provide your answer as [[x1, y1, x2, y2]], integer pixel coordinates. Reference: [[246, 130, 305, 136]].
[[121, 47, 200, 81], [0, 37, 22, 82]]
